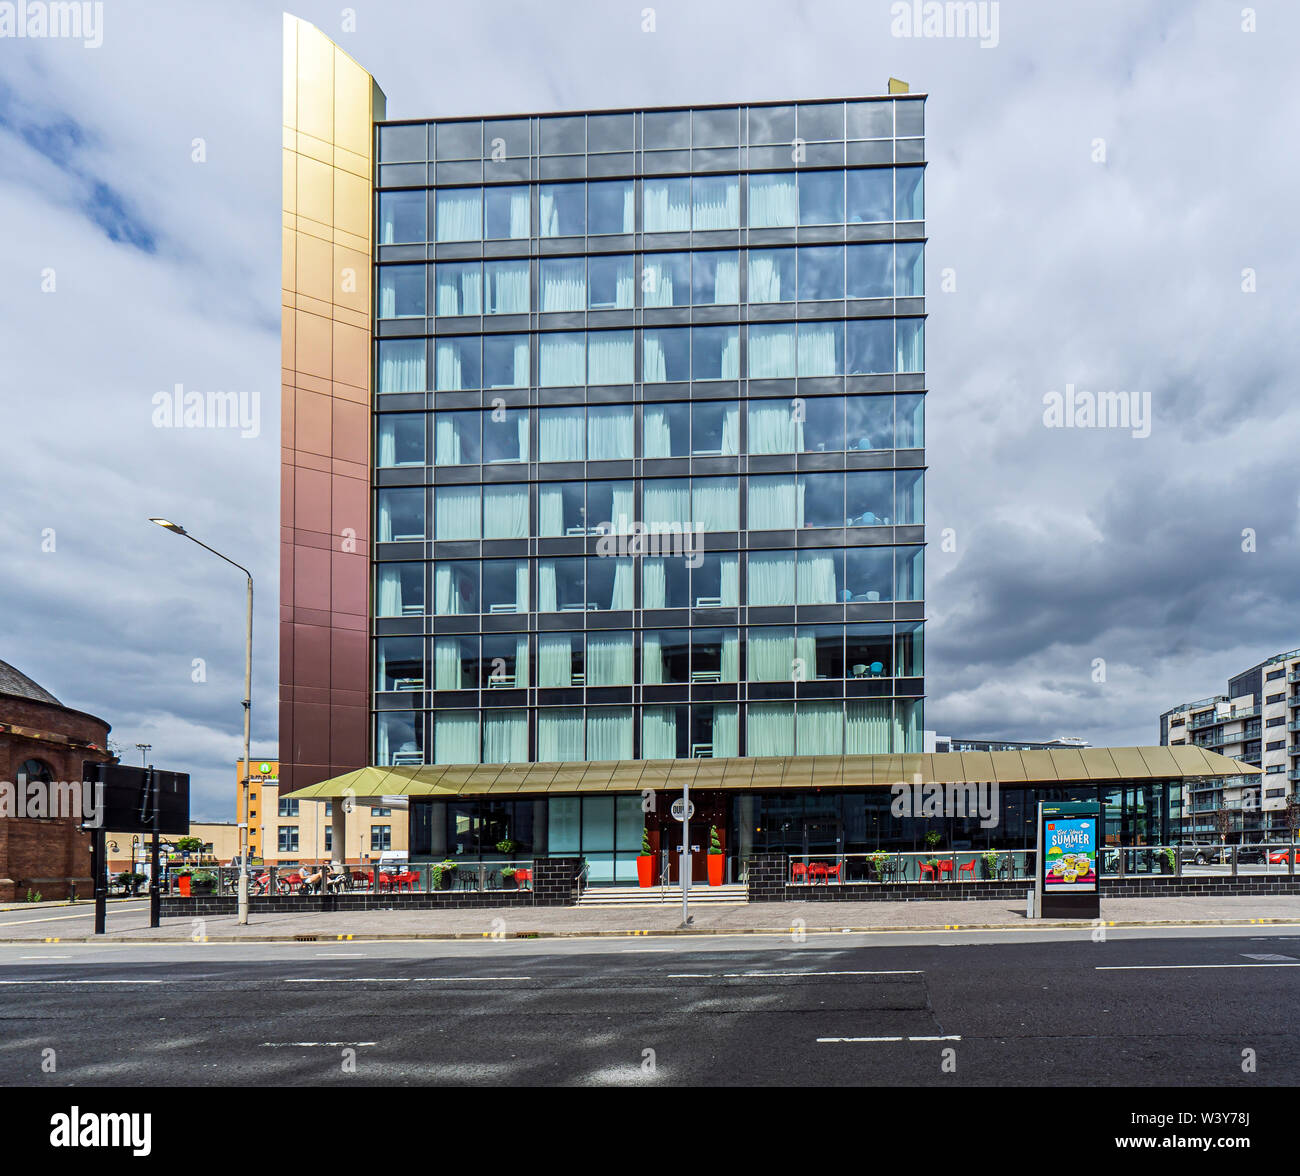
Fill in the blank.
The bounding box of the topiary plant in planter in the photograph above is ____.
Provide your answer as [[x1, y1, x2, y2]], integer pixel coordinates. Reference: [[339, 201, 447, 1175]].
[[637, 826, 655, 888], [707, 825, 724, 886]]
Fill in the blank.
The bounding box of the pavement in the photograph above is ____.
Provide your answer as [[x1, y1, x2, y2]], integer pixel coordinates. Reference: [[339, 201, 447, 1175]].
[[1, 893, 1299, 941], [3, 926, 1300, 1086]]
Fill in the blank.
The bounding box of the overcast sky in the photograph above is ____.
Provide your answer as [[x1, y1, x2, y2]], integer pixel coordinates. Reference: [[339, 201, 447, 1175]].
[[2, 0, 1296, 820]]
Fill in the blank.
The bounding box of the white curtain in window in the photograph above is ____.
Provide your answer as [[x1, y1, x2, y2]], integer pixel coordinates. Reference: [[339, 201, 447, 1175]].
[[748, 253, 786, 302], [643, 332, 668, 381], [642, 259, 676, 308], [483, 485, 528, 539], [376, 566, 405, 617], [748, 628, 795, 681], [538, 709, 584, 761], [644, 180, 691, 232], [539, 189, 561, 238], [485, 262, 528, 314], [435, 486, 479, 540], [513, 635, 530, 686], [611, 484, 634, 533], [541, 260, 585, 312], [434, 565, 466, 615], [503, 188, 531, 238], [436, 267, 481, 316], [642, 631, 664, 684], [515, 562, 531, 613], [436, 191, 480, 242], [797, 702, 844, 755], [642, 706, 677, 758], [489, 337, 529, 388], [719, 554, 740, 606], [587, 332, 634, 385], [721, 632, 741, 681], [692, 480, 738, 532], [748, 402, 801, 454], [719, 333, 741, 379], [712, 705, 739, 757], [587, 407, 633, 460], [586, 632, 633, 686], [483, 711, 528, 764], [795, 629, 817, 681], [537, 561, 558, 612], [642, 559, 667, 610], [644, 480, 690, 530], [608, 560, 634, 609], [719, 404, 740, 453], [749, 324, 797, 379], [587, 708, 633, 760], [540, 408, 585, 462], [748, 478, 804, 530], [692, 178, 739, 230], [377, 420, 398, 467], [434, 637, 463, 690], [434, 341, 465, 391], [749, 175, 798, 227], [434, 712, 479, 764], [747, 702, 795, 756], [712, 255, 740, 304], [435, 417, 466, 465], [378, 341, 425, 394], [747, 552, 795, 606], [798, 322, 841, 376], [538, 487, 566, 536], [797, 552, 839, 604], [643, 406, 675, 458], [539, 334, 585, 386], [846, 700, 896, 754], [538, 633, 573, 686]]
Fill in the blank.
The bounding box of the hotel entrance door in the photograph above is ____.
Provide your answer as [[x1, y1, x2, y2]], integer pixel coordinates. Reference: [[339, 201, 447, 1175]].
[[649, 791, 727, 884]]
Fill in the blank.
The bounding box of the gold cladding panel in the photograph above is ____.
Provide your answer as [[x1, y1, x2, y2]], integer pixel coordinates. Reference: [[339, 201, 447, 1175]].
[[294, 23, 335, 144]]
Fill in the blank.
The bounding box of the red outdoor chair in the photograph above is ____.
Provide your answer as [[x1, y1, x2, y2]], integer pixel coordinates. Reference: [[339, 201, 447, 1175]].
[[918, 861, 936, 880], [515, 868, 531, 889], [825, 862, 842, 883], [937, 859, 954, 879], [377, 871, 394, 892], [809, 862, 829, 884], [957, 858, 976, 879], [791, 862, 808, 884]]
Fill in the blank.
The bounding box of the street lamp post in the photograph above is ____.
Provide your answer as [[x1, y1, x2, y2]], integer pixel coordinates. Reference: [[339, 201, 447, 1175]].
[[135, 743, 151, 768], [149, 518, 255, 925]]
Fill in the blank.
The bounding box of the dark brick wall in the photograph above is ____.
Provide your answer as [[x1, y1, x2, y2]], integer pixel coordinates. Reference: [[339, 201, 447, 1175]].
[[747, 854, 1300, 903], [161, 890, 536, 917], [0, 692, 112, 902], [532, 856, 584, 907]]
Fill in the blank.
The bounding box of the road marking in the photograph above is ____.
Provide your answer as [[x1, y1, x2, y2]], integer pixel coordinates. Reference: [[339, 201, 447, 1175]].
[[313, 953, 365, 959], [668, 969, 923, 979], [619, 948, 673, 953], [1097, 963, 1300, 971], [261, 1041, 376, 1048], [1241, 953, 1298, 961], [0, 979, 164, 985], [0, 904, 151, 928], [283, 976, 531, 983], [818, 1034, 961, 1043]]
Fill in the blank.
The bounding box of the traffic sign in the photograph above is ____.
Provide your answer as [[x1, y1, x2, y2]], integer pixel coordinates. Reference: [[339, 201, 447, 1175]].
[[671, 798, 695, 821]]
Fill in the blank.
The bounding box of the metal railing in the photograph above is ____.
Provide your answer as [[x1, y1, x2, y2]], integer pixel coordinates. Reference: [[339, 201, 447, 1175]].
[[784, 850, 1036, 884], [158, 862, 540, 898]]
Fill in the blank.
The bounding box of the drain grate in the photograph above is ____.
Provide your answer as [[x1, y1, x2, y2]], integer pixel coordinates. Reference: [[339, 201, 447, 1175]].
[[294, 934, 319, 942]]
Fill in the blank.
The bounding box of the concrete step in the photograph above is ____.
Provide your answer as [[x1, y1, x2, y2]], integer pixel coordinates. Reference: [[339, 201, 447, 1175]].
[[577, 884, 748, 907]]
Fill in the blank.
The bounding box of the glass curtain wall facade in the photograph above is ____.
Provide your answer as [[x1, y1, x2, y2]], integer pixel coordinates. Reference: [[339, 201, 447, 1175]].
[[372, 97, 927, 816]]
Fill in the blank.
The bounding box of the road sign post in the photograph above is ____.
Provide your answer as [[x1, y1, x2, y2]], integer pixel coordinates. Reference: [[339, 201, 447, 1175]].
[[681, 776, 691, 926]]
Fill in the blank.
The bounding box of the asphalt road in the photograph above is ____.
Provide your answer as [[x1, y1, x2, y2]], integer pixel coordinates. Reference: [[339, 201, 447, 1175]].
[[1, 927, 1298, 1086]]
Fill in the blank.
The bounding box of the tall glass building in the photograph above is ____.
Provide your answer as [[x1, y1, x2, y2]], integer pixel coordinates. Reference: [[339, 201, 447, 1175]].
[[369, 96, 927, 774]]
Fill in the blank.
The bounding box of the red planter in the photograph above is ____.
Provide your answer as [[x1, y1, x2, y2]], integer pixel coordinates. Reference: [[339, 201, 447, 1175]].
[[636, 855, 655, 888], [177, 875, 191, 897], [707, 855, 724, 886]]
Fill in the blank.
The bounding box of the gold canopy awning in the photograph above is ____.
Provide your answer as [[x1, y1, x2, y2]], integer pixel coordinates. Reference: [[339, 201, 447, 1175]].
[[282, 745, 1254, 800]]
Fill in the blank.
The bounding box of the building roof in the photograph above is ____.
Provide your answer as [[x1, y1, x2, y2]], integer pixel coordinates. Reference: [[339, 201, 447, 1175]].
[[284, 745, 1254, 800], [0, 660, 61, 707]]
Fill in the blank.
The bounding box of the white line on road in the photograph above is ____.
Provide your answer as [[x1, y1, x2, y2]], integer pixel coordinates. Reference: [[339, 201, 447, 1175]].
[[817, 1034, 961, 1043], [0, 979, 164, 985], [0, 905, 150, 928], [1097, 963, 1300, 971], [669, 969, 923, 979], [283, 976, 532, 983], [261, 1042, 376, 1048]]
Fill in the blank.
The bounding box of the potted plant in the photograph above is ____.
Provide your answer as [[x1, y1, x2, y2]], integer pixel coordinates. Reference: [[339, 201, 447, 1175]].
[[115, 871, 147, 896], [175, 867, 193, 897], [707, 826, 724, 886], [637, 827, 655, 888], [867, 850, 890, 881], [981, 849, 1001, 880], [191, 870, 217, 896], [431, 860, 458, 891], [175, 836, 203, 856], [500, 867, 517, 889], [495, 839, 517, 855], [1157, 847, 1175, 875]]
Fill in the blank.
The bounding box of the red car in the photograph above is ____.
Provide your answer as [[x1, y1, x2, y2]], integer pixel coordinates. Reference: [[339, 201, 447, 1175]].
[[1268, 850, 1295, 865]]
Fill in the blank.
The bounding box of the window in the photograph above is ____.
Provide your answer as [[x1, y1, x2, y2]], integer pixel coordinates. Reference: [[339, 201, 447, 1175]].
[[376, 414, 425, 467], [377, 636, 424, 691], [376, 563, 424, 617], [645, 177, 691, 232], [692, 251, 740, 304], [484, 185, 530, 238], [379, 191, 425, 244], [370, 826, 393, 852], [693, 176, 739, 229], [483, 334, 529, 388], [846, 169, 892, 222], [589, 180, 635, 234], [370, 806, 391, 817], [748, 249, 795, 303], [377, 339, 425, 394], [540, 332, 586, 386], [589, 254, 634, 309], [376, 488, 424, 542], [798, 246, 844, 301], [378, 265, 426, 318], [798, 170, 844, 224], [644, 328, 690, 382], [541, 258, 585, 312], [435, 262, 481, 316], [484, 260, 529, 314], [642, 252, 691, 307], [278, 797, 299, 817], [434, 411, 481, 465], [540, 183, 585, 236], [434, 336, 481, 390], [278, 827, 299, 853], [436, 188, 481, 241]]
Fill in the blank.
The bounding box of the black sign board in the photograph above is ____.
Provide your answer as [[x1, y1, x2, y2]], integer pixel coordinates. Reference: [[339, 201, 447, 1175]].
[[82, 762, 190, 835], [1034, 800, 1101, 919]]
